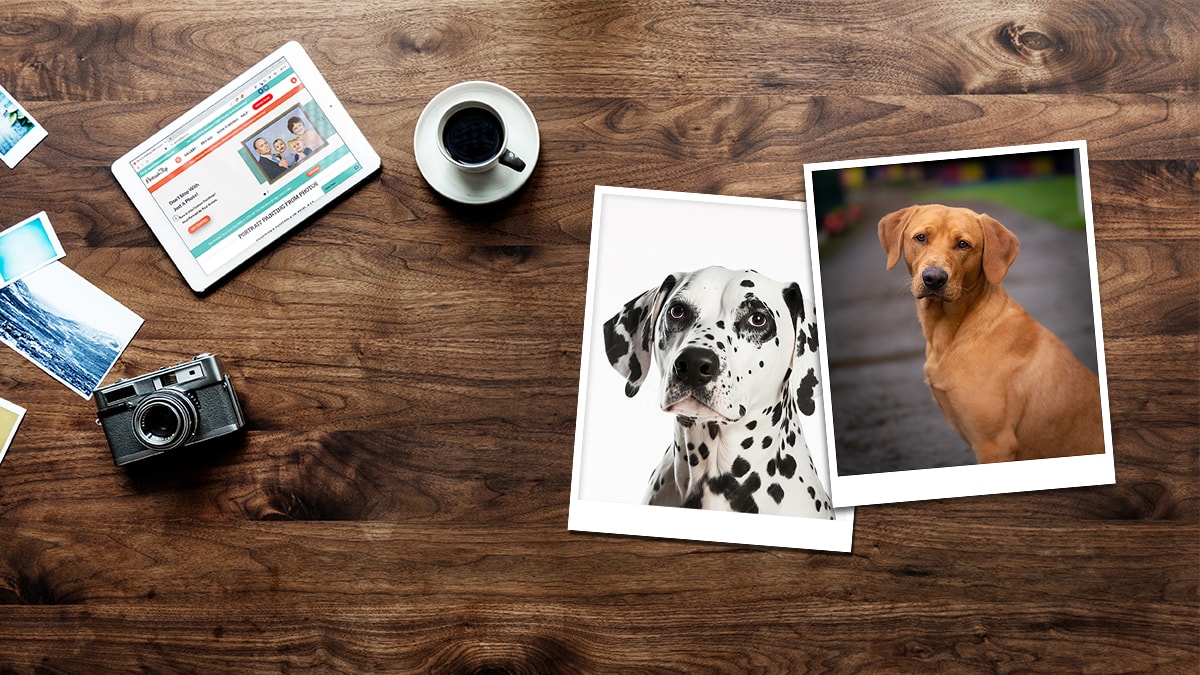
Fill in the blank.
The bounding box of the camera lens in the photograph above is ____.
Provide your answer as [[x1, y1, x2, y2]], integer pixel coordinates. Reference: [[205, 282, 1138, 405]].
[[142, 406, 179, 438], [132, 390, 197, 451]]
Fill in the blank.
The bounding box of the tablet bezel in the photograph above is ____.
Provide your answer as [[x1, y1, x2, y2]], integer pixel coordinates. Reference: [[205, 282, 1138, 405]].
[[111, 41, 380, 293]]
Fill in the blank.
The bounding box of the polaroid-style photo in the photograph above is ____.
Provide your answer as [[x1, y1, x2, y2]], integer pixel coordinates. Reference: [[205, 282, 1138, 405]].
[[0, 262, 143, 399], [0, 397, 26, 467], [0, 211, 65, 288], [804, 140, 1114, 507], [569, 186, 855, 552], [0, 83, 48, 168]]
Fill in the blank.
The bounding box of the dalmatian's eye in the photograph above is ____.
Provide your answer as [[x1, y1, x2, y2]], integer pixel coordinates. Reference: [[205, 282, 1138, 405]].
[[666, 302, 688, 321], [956, 239, 971, 249], [745, 312, 769, 329], [914, 233, 927, 243]]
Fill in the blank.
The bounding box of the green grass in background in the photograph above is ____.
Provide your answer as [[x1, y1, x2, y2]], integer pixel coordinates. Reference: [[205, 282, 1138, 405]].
[[914, 176, 1087, 230]]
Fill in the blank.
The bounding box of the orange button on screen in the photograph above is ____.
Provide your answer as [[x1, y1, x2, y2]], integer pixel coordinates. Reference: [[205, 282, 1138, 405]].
[[187, 215, 211, 234], [306, 165, 322, 177]]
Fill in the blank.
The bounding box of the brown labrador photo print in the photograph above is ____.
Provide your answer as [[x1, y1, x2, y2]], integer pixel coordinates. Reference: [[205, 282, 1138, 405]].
[[804, 141, 1115, 507]]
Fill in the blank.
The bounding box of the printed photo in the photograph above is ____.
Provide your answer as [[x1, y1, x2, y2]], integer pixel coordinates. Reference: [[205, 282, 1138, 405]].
[[0, 262, 143, 399], [569, 186, 855, 552], [0, 211, 65, 288], [804, 141, 1115, 507], [0, 83, 47, 168], [241, 105, 326, 184], [0, 397, 25, 467]]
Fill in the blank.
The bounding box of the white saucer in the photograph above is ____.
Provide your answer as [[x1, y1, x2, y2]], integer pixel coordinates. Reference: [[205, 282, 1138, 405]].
[[414, 81, 540, 205]]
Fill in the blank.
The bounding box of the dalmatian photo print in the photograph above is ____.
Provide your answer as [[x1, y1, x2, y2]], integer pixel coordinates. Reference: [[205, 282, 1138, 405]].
[[569, 187, 854, 552]]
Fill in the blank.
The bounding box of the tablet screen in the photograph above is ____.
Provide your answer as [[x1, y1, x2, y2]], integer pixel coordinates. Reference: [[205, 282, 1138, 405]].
[[124, 53, 369, 276]]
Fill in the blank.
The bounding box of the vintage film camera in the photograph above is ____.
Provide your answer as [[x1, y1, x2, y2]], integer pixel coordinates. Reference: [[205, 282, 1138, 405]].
[[94, 354, 245, 466]]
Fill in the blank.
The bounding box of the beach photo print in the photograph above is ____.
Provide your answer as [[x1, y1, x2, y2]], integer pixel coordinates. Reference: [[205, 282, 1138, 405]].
[[0, 83, 47, 168], [803, 141, 1115, 507], [570, 186, 854, 552], [0, 262, 143, 399]]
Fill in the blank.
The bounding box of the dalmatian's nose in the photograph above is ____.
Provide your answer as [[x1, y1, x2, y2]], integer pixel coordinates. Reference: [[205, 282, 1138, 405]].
[[673, 347, 720, 388]]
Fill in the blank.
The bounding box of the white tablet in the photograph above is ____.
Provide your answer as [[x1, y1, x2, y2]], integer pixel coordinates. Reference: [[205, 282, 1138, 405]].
[[112, 41, 380, 292]]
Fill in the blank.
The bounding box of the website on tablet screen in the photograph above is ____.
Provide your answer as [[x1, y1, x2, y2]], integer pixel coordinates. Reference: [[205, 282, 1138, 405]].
[[128, 56, 366, 274]]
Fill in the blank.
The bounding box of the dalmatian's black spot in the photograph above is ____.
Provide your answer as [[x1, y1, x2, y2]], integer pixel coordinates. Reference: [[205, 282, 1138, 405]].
[[683, 491, 703, 509], [778, 454, 797, 479], [688, 451, 699, 466], [716, 341, 725, 350], [782, 283, 804, 321], [767, 458, 776, 476], [707, 472, 761, 514], [761, 435, 772, 449], [708, 422, 719, 439], [716, 320, 725, 329], [677, 416, 694, 427], [814, 500, 822, 512], [796, 368, 818, 416], [741, 279, 755, 287], [786, 431, 796, 447], [698, 443, 709, 459], [771, 403, 783, 426], [738, 405, 746, 417], [732, 456, 750, 477], [759, 360, 765, 368], [603, 324, 631, 367], [741, 436, 754, 449], [807, 486, 816, 499], [767, 483, 785, 504], [746, 420, 757, 430]]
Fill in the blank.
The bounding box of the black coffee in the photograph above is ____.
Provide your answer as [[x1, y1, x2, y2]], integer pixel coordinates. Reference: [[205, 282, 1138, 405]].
[[442, 107, 503, 165]]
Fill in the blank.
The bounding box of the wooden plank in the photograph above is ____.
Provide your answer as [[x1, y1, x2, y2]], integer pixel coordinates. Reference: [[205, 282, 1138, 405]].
[[1, 1, 1196, 99]]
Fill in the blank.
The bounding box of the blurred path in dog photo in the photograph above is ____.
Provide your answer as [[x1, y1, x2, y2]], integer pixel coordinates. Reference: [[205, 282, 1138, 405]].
[[816, 180, 1098, 476]]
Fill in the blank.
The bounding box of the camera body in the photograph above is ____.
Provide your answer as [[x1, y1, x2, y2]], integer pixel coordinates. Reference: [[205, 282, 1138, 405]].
[[94, 354, 245, 466]]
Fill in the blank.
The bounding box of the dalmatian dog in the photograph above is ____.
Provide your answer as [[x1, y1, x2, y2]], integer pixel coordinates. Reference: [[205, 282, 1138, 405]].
[[603, 266, 834, 518]]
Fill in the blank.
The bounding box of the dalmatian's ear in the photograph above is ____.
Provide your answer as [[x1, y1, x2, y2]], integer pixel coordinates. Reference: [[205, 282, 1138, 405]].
[[783, 281, 822, 416], [602, 273, 680, 397]]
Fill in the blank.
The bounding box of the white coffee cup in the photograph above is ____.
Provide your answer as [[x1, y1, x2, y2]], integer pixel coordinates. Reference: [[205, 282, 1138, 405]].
[[436, 100, 526, 173]]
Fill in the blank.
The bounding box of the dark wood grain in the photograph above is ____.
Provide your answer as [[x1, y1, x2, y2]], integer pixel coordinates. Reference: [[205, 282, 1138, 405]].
[[0, 0, 1197, 672]]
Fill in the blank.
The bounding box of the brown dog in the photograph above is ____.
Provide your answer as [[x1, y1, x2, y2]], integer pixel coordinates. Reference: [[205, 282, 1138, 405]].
[[878, 204, 1104, 463]]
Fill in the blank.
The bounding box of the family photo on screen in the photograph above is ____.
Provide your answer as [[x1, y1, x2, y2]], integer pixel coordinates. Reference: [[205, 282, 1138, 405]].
[[242, 106, 326, 183]]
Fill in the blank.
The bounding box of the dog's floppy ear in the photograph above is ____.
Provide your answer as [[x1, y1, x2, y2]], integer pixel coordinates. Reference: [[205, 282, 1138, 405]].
[[602, 273, 680, 397], [783, 281, 822, 416], [783, 281, 818, 360], [878, 206, 918, 270], [980, 213, 1020, 284]]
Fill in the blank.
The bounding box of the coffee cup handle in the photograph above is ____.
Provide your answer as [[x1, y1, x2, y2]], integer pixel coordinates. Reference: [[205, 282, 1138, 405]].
[[499, 149, 526, 172]]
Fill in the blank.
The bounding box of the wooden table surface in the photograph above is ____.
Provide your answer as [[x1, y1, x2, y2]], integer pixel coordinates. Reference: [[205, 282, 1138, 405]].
[[1, 1, 1197, 671]]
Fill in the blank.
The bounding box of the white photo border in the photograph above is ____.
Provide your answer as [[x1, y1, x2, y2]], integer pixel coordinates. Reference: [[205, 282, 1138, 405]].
[[802, 140, 1115, 507], [568, 186, 855, 552]]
